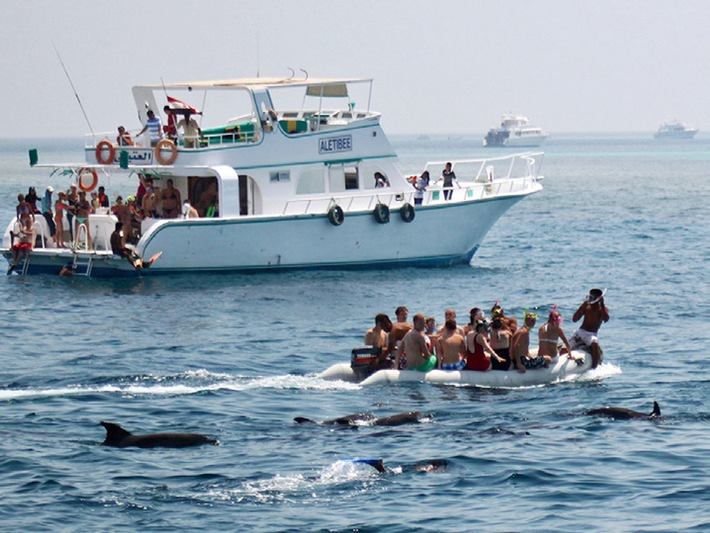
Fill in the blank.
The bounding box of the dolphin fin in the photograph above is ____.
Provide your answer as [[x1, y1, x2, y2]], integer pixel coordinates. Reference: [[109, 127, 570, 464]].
[[293, 417, 318, 424], [344, 458, 386, 473], [651, 401, 661, 417], [100, 421, 133, 446]]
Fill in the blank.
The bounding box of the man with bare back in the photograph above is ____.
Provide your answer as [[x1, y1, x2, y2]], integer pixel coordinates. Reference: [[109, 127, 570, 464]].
[[396, 313, 437, 372], [572, 288, 609, 368], [437, 319, 466, 370]]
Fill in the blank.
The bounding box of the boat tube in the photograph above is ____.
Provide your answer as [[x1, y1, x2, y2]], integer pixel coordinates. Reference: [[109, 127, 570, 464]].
[[319, 347, 596, 387]]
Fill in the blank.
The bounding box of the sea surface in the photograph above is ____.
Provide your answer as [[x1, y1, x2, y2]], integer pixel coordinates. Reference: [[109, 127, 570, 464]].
[[0, 134, 708, 532]]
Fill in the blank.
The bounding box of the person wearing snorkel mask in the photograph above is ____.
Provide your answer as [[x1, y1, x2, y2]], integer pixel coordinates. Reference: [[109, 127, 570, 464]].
[[538, 306, 575, 362], [511, 311, 552, 373], [571, 289, 609, 369]]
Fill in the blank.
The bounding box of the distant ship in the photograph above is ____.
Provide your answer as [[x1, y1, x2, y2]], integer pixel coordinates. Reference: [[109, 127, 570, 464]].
[[654, 121, 698, 139], [483, 114, 549, 147]]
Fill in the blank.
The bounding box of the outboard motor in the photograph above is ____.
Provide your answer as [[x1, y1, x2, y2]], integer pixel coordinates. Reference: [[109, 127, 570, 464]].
[[350, 346, 382, 381]]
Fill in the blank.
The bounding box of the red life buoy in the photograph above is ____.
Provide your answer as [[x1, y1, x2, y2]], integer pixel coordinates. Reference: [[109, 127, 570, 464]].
[[77, 168, 99, 193], [155, 139, 178, 165], [95, 140, 115, 165]]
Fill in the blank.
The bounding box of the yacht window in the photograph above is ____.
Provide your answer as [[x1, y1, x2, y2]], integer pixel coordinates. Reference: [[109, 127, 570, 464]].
[[270, 170, 290, 182], [297, 167, 325, 194], [328, 165, 345, 192], [344, 166, 358, 190]]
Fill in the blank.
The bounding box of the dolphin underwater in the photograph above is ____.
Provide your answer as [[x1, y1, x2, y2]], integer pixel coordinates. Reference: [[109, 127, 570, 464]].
[[100, 421, 219, 448], [294, 411, 428, 427], [587, 401, 661, 420]]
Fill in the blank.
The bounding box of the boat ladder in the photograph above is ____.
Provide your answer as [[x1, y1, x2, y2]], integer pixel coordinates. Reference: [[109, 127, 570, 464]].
[[72, 254, 94, 277], [19, 252, 32, 276]]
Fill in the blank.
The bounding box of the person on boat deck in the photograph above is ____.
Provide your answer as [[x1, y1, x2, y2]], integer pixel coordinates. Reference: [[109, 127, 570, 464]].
[[364, 313, 393, 368], [116, 125, 135, 146], [464, 319, 505, 372], [538, 306, 575, 362], [7, 217, 35, 275], [511, 311, 551, 373], [396, 313, 437, 372], [177, 112, 202, 149], [571, 289, 609, 369], [489, 312, 514, 370], [41, 186, 56, 237], [182, 199, 199, 219], [65, 184, 78, 241], [387, 306, 413, 362], [437, 309, 465, 337], [15, 193, 34, 226], [137, 109, 163, 147], [110, 222, 159, 270], [54, 191, 69, 248], [74, 190, 93, 250], [25, 187, 41, 214], [141, 183, 160, 219], [374, 172, 390, 188], [413, 171, 429, 205], [135, 174, 152, 208], [437, 319, 467, 371], [491, 302, 517, 335], [159, 179, 182, 219], [196, 181, 218, 216], [97, 186, 109, 208], [436, 162, 459, 201], [163, 105, 177, 141]]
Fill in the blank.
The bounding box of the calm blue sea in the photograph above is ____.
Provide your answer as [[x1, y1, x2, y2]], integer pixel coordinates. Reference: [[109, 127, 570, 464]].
[[0, 134, 708, 532]]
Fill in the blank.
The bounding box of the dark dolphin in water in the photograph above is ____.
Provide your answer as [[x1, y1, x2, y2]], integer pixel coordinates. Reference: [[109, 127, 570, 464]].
[[100, 421, 219, 448], [346, 457, 450, 474], [587, 401, 661, 420], [294, 411, 428, 427]]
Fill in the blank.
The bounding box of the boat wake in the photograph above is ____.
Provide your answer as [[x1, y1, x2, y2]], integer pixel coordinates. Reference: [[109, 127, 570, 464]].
[[0, 369, 359, 402]]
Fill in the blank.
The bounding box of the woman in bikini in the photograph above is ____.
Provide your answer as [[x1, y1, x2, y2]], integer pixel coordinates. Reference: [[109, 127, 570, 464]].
[[464, 320, 505, 372], [160, 179, 181, 218], [74, 191, 93, 250], [537, 306, 574, 361], [489, 314, 513, 370], [54, 192, 69, 247]]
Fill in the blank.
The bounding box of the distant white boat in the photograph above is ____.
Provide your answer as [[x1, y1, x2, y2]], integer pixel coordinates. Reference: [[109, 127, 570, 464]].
[[654, 121, 698, 139], [484, 114, 549, 148]]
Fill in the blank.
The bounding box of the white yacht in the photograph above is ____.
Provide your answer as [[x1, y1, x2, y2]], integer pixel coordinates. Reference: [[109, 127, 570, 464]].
[[2, 76, 543, 277], [654, 121, 698, 139], [484, 114, 549, 148]]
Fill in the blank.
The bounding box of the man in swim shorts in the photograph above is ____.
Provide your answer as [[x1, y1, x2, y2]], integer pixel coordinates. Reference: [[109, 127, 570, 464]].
[[364, 313, 393, 369], [571, 288, 609, 368], [396, 313, 437, 372], [437, 319, 466, 370], [510, 311, 551, 373]]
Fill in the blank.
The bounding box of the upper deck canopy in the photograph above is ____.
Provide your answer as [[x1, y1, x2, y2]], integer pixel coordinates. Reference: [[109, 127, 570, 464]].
[[136, 77, 372, 92]]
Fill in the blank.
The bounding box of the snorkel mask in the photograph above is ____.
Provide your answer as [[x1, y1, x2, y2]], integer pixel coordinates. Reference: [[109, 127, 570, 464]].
[[549, 304, 563, 325]]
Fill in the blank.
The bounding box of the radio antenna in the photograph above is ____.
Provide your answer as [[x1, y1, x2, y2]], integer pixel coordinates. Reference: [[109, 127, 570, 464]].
[[52, 42, 94, 136]]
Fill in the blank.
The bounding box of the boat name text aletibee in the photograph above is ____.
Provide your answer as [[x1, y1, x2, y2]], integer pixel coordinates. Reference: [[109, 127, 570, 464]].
[[319, 135, 352, 154]]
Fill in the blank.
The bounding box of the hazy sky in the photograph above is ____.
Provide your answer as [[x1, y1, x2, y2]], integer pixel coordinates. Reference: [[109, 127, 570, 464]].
[[1, 0, 708, 138]]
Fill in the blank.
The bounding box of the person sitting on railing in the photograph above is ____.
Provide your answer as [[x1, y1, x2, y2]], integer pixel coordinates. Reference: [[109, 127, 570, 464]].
[[116, 125, 135, 146], [177, 112, 202, 148], [110, 222, 161, 270], [7, 217, 35, 275]]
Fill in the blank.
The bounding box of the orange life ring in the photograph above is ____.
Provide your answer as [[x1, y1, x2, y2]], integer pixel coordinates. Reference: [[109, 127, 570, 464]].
[[77, 168, 99, 193], [155, 139, 178, 165], [95, 140, 115, 164]]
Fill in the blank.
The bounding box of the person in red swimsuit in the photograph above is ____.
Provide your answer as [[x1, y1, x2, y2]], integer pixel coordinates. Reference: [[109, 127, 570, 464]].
[[464, 320, 504, 371]]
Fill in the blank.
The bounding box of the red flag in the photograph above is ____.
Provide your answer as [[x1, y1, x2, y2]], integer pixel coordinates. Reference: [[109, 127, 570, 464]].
[[166, 96, 201, 115]]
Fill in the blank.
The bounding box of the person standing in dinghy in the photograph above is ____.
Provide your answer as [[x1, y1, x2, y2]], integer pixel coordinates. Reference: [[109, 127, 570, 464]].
[[571, 289, 609, 369]]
